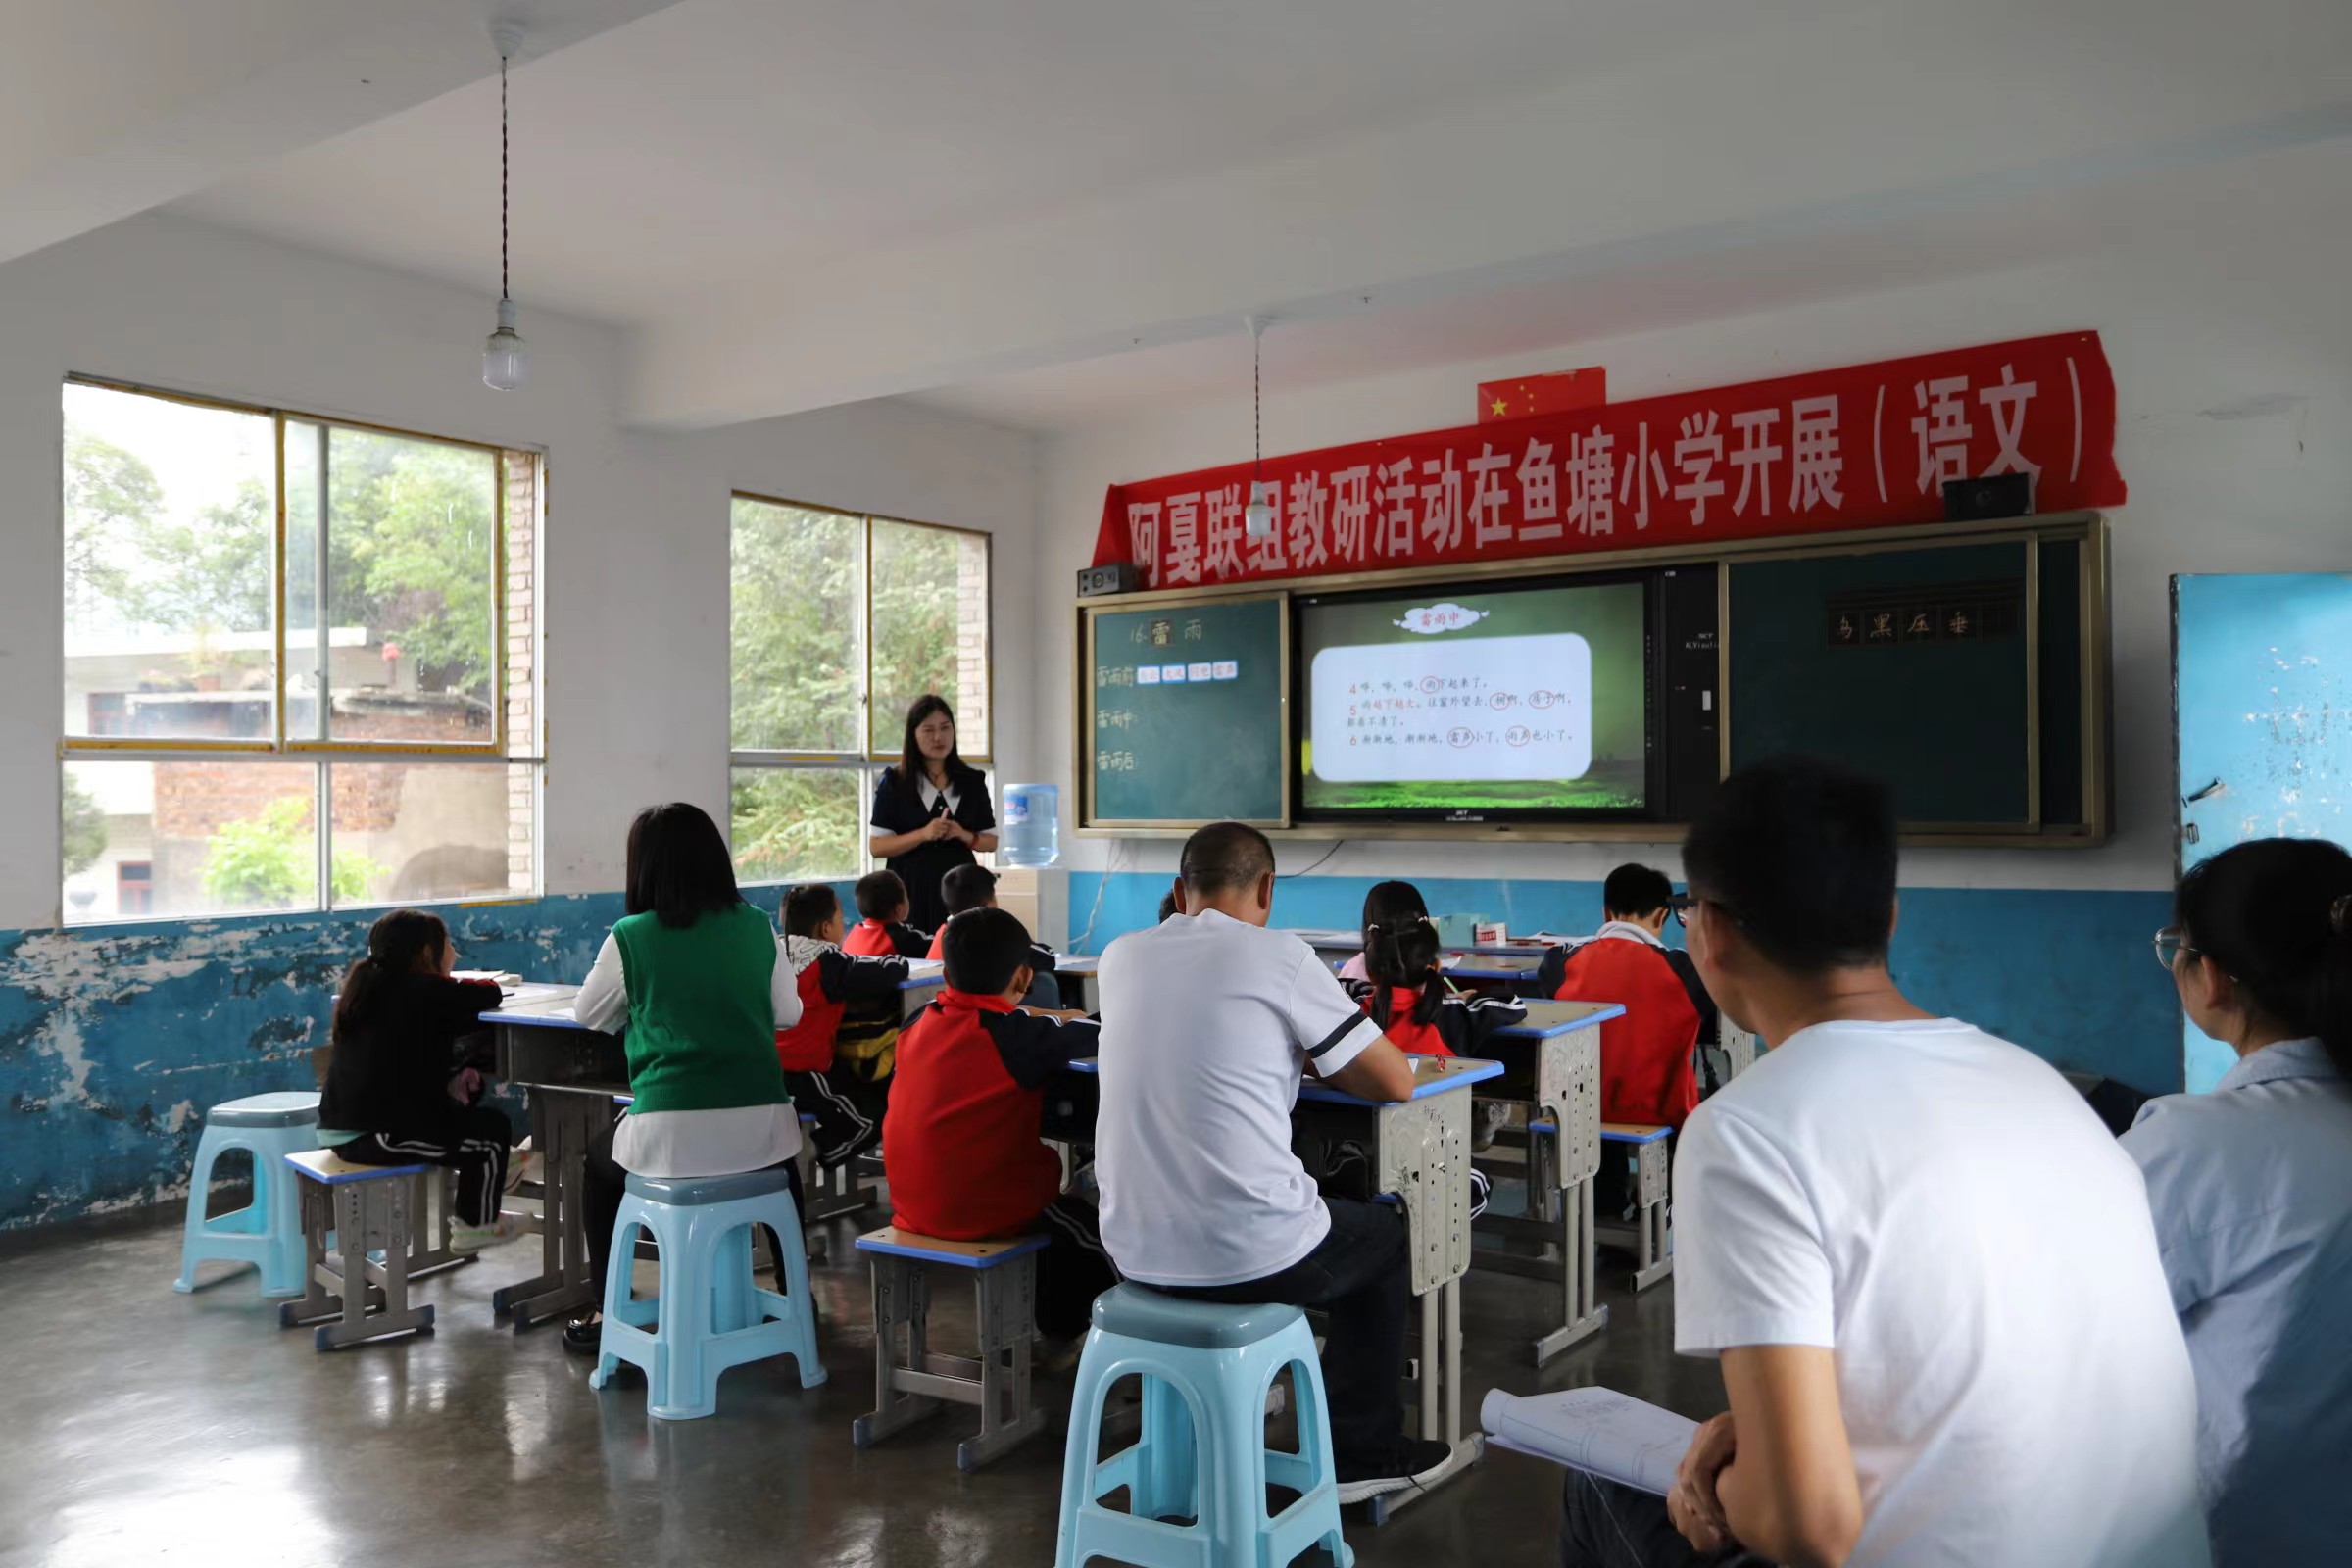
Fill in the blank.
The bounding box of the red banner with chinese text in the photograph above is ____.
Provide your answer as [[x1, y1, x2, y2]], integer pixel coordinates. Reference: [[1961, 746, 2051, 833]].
[[1092, 332, 2121, 591]]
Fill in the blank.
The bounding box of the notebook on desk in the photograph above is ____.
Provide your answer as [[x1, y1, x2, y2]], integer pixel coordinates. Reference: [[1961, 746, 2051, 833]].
[[1480, 1387, 1698, 1495]]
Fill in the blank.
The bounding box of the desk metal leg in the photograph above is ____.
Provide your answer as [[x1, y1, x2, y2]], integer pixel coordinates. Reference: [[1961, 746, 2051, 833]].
[[1628, 1137, 1674, 1292], [806, 1155, 880, 1223], [1532, 1176, 1607, 1365], [491, 1089, 606, 1331], [405, 1170, 475, 1281], [1366, 1277, 1485, 1525]]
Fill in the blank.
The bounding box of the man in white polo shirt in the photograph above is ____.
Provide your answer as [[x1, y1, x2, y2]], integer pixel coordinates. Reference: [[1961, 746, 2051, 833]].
[[1561, 757, 2209, 1568], [1096, 821, 1446, 1502]]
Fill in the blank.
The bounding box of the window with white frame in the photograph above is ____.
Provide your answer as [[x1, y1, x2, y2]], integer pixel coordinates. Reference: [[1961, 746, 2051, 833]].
[[60, 379, 542, 924], [728, 493, 991, 883]]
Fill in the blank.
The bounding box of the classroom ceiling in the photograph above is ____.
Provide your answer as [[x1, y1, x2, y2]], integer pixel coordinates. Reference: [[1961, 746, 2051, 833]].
[[0, 0, 683, 272], [30, 0, 2352, 432]]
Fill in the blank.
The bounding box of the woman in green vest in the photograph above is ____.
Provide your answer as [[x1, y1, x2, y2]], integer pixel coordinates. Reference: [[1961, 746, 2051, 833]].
[[564, 802, 805, 1352]]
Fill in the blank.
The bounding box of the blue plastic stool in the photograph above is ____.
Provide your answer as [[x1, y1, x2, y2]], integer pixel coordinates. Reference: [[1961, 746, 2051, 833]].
[[1055, 1284, 1352, 1568], [591, 1167, 827, 1420], [173, 1091, 320, 1298]]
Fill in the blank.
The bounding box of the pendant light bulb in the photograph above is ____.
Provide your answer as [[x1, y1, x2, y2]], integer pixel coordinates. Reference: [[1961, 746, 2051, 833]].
[[484, 298, 528, 391], [482, 24, 527, 391], [1244, 315, 1277, 539]]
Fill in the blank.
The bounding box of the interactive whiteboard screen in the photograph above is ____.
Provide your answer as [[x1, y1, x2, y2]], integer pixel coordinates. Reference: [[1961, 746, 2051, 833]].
[[1297, 578, 1648, 818]]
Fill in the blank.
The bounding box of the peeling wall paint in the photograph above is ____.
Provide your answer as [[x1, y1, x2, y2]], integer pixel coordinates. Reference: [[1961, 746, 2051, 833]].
[[0, 895, 570, 1228], [0, 889, 828, 1232], [5, 872, 2177, 1231], [1, 894, 612, 1229]]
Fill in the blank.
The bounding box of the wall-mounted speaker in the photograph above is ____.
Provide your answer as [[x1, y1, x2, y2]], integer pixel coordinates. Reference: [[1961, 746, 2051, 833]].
[[1941, 472, 2034, 521], [1076, 563, 1142, 598]]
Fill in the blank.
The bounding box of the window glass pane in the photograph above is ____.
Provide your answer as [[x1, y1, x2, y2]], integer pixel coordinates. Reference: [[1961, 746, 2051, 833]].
[[64, 760, 317, 922], [63, 384, 275, 740], [730, 766, 862, 884], [320, 427, 499, 745], [731, 499, 863, 752], [328, 762, 534, 907], [868, 519, 990, 756]]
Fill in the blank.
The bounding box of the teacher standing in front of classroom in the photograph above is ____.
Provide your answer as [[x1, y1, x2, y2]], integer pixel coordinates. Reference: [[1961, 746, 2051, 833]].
[[869, 694, 997, 933]]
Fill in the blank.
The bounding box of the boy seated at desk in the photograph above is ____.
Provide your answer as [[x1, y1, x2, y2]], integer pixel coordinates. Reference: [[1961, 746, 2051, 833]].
[[1559, 757, 2208, 1568], [1538, 863, 1718, 1218], [882, 906, 1113, 1340], [928, 863, 1061, 1010], [777, 883, 909, 1169], [1096, 821, 1447, 1504], [842, 870, 933, 959]]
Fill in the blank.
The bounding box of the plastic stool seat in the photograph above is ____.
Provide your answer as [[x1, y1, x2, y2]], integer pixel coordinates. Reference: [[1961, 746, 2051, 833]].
[[593, 1169, 825, 1420], [174, 1093, 321, 1299], [1090, 1287, 1304, 1349], [1055, 1283, 1353, 1568], [208, 1091, 322, 1128], [622, 1167, 793, 1206]]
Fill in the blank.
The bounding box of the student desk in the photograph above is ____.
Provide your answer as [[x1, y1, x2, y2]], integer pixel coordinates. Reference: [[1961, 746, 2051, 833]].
[[1470, 999, 1625, 1364], [477, 987, 623, 1332], [898, 959, 946, 1018], [1720, 1018, 1760, 1078], [1440, 952, 1547, 993], [1043, 1053, 1502, 1524], [1050, 953, 1102, 1014], [1281, 927, 1363, 959]]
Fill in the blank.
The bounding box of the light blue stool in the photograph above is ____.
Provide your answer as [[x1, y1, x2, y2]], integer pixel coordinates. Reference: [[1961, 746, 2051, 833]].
[[1055, 1284, 1352, 1568], [591, 1167, 827, 1420], [173, 1091, 320, 1298]]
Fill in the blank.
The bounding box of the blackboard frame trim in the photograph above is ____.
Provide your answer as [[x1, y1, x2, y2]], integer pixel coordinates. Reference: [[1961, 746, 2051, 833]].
[[1079, 587, 1293, 832], [1073, 512, 2111, 850]]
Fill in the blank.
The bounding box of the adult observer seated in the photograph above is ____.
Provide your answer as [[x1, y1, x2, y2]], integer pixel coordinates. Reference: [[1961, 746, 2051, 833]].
[[1093, 822, 1447, 1505], [1560, 756, 2209, 1568]]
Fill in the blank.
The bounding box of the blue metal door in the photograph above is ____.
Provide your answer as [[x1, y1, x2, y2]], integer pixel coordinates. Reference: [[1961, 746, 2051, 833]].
[[2173, 573, 2352, 1091]]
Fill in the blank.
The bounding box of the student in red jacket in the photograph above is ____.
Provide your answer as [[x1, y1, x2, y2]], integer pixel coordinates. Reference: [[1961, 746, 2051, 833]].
[[883, 906, 1115, 1338], [1342, 880, 1528, 1059], [776, 883, 907, 1168], [1536, 863, 1718, 1129], [1537, 862, 1720, 1221], [927, 864, 1062, 1007], [1336, 880, 1518, 1214], [843, 870, 932, 959]]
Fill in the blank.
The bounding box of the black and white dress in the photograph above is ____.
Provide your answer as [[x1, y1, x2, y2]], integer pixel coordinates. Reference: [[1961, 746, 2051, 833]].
[[869, 763, 995, 932]]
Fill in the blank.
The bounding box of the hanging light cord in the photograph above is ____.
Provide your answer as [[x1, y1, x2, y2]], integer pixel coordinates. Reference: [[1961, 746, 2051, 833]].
[[499, 52, 511, 303], [1252, 324, 1263, 488]]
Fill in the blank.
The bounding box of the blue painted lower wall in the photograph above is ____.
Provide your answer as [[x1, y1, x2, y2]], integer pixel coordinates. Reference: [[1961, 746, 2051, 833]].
[[1066, 872, 2179, 1097], [0, 886, 832, 1232], [7, 873, 2177, 1231]]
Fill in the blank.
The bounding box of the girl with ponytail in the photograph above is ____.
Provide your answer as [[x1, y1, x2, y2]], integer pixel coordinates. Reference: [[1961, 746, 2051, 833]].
[[2123, 836, 2352, 1564], [1342, 879, 1527, 1060], [318, 908, 518, 1251]]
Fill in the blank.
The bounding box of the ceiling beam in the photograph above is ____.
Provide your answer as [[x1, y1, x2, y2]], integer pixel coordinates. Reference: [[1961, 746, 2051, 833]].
[[624, 0, 2352, 430], [0, 0, 686, 271]]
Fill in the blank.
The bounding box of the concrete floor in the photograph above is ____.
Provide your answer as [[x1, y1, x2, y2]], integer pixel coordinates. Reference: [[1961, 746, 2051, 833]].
[[0, 1197, 1724, 1568]]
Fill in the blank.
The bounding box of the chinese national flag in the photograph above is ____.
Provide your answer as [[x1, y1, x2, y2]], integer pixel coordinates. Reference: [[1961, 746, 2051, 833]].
[[1478, 367, 1606, 422]]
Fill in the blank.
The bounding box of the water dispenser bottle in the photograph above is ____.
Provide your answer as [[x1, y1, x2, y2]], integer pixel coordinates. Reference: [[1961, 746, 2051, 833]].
[[998, 783, 1060, 868]]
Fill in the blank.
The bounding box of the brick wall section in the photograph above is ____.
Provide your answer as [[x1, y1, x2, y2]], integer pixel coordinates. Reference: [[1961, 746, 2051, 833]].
[[955, 532, 991, 752], [149, 702, 476, 839], [503, 454, 538, 892]]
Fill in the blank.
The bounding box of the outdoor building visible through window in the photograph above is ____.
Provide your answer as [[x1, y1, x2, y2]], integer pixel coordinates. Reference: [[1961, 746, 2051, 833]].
[[59, 381, 541, 924]]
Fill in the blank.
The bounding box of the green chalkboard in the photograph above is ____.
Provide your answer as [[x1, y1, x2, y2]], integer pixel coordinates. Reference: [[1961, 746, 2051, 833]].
[[1085, 596, 1286, 825], [1729, 540, 2034, 825]]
